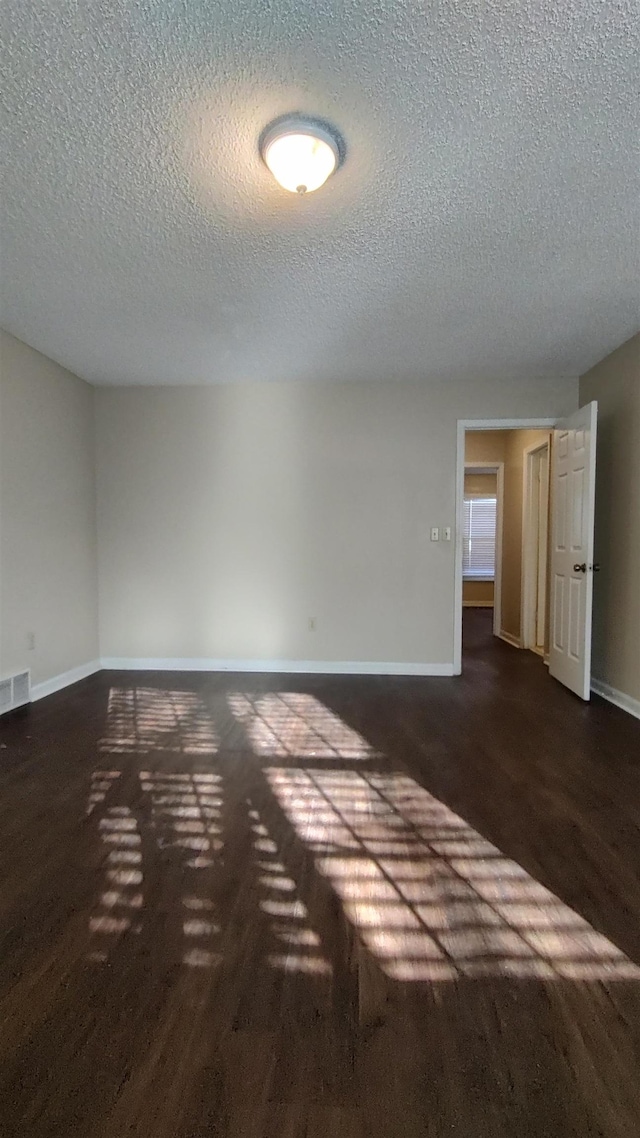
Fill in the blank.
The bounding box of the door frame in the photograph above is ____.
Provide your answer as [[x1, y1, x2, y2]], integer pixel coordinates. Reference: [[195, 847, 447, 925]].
[[454, 418, 556, 674], [463, 461, 504, 639], [521, 439, 550, 655]]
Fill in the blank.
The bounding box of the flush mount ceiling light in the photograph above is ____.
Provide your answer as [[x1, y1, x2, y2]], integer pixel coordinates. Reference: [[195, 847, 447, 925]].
[[259, 115, 345, 195]]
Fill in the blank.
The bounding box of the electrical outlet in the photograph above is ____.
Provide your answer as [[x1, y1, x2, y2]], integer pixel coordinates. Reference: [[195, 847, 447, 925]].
[[430, 527, 439, 541], [443, 526, 452, 541], [27, 631, 36, 651], [308, 616, 316, 632]]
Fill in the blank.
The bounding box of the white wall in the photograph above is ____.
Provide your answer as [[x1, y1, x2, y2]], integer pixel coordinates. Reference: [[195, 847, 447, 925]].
[[96, 376, 577, 669], [580, 334, 640, 707], [0, 330, 99, 688]]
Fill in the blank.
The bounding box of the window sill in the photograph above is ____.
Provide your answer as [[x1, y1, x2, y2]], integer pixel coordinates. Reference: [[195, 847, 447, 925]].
[[463, 577, 495, 583]]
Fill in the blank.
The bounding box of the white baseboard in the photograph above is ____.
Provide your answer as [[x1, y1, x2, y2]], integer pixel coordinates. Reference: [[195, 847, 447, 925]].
[[498, 631, 522, 649], [463, 601, 494, 608], [591, 679, 640, 721], [31, 659, 102, 702], [100, 657, 455, 677], [21, 658, 640, 719]]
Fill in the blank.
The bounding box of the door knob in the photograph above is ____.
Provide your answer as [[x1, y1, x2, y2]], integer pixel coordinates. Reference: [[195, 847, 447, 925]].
[[573, 563, 587, 573], [591, 563, 601, 572]]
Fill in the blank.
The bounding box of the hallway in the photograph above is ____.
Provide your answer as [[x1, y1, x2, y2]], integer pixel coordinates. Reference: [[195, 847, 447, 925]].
[[1, 626, 639, 1137]]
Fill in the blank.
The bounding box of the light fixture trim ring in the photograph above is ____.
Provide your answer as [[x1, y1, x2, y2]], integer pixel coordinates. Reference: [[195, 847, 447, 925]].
[[259, 114, 346, 177]]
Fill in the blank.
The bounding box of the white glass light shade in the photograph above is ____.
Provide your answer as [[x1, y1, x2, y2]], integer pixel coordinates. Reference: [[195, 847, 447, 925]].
[[261, 120, 340, 194]]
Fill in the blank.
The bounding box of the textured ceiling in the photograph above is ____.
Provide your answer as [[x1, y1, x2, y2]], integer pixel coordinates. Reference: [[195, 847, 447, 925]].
[[1, 1, 639, 386]]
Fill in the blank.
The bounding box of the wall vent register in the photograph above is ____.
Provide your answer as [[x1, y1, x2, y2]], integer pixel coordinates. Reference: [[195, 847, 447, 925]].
[[0, 670, 30, 716]]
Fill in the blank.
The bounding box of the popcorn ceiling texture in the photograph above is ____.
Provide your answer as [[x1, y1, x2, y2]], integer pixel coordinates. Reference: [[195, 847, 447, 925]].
[[1, 0, 639, 386]]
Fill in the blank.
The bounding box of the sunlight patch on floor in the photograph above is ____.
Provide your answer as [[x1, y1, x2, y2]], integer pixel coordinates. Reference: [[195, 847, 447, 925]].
[[265, 768, 640, 982], [248, 801, 332, 977], [141, 770, 223, 866], [86, 769, 225, 968], [229, 692, 377, 760], [99, 688, 219, 755]]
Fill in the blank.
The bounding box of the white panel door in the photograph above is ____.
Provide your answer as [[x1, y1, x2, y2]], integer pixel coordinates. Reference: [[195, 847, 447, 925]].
[[549, 402, 598, 699]]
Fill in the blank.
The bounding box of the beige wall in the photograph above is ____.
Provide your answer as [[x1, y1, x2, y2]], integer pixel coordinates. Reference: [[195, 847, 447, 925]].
[[580, 334, 640, 704], [464, 431, 507, 465], [463, 471, 496, 607], [96, 377, 576, 667], [0, 331, 99, 686], [463, 580, 494, 606], [464, 472, 497, 496]]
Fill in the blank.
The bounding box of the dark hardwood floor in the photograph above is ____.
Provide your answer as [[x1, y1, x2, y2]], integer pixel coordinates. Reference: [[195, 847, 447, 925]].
[[1, 609, 639, 1137]]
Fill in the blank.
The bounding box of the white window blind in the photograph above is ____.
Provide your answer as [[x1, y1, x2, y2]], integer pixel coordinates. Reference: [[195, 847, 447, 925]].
[[463, 496, 497, 579]]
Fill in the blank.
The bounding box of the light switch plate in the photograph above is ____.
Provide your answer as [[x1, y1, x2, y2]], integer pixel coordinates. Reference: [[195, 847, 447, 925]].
[[430, 527, 439, 541]]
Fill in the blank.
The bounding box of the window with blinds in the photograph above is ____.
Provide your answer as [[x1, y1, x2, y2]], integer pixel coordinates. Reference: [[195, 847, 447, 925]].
[[463, 496, 497, 579]]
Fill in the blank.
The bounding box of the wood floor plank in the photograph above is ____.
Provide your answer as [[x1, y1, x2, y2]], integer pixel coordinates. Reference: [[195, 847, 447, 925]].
[[1, 611, 639, 1136]]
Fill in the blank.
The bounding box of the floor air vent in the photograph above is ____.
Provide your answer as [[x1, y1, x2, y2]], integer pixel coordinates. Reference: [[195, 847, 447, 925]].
[[0, 670, 31, 715]]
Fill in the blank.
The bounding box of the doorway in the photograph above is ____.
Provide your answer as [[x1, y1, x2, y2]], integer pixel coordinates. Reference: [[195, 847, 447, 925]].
[[462, 461, 504, 639], [454, 408, 598, 700], [458, 423, 553, 669], [522, 441, 550, 656]]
